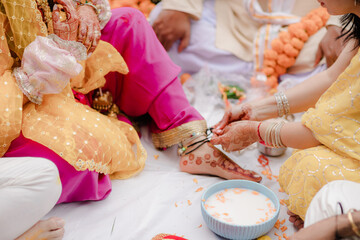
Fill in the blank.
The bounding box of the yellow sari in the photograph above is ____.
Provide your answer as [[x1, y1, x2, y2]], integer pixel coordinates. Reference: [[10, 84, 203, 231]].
[[279, 48, 360, 219], [0, 0, 146, 179]]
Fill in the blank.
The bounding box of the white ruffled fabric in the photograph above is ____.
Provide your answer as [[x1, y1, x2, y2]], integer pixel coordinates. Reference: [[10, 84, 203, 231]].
[[13, 35, 86, 104]]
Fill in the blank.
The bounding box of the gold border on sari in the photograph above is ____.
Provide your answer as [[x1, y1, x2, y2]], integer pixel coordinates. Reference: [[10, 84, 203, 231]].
[[152, 120, 207, 149]]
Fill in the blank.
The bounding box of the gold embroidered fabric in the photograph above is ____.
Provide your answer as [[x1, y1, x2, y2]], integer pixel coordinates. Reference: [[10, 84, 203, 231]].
[[279, 49, 360, 219], [152, 120, 207, 148], [0, 70, 23, 157], [1, 0, 47, 60], [0, 0, 146, 179], [71, 40, 129, 94]]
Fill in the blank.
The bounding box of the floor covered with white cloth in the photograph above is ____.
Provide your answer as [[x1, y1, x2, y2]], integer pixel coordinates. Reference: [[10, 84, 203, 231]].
[[45, 67, 324, 240]]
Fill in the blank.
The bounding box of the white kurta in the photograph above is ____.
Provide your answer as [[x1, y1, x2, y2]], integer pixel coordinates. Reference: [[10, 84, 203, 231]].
[[305, 180, 360, 240], [0, 157, 61, 240]]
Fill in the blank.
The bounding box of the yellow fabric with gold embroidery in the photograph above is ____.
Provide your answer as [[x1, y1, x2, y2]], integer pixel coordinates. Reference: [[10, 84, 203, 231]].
[[279, 49, 360, 220], [0, 0, 146, 179]]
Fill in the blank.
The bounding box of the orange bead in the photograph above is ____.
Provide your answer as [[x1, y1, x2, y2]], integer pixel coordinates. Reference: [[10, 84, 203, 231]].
[[283, 43, 299, 58], [302, 19, 319, 36], [263, 67, 275, 76], [271, 38, 284, 54], [264, 49, 278, 60], [266, 75, 278, 88], [277, 54, 296, 68], [275, 65, 286, 75], [292, 28, 308, 42], [314, 8, 330, 24], [288, 22, 304, 37], [290, 37, 304, 50], [279, 31, 291, 44], [263, 59, 277, 68], [310, 14, 323, 28]]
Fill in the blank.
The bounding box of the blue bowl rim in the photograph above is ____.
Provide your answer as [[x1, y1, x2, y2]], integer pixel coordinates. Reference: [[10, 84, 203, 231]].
[[201, 180, 280, 228]]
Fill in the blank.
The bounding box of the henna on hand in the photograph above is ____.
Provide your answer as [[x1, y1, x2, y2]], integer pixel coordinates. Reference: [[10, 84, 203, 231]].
[[213, 104, 253, 132], [211, 121, 259, 152], [53, 0, 79, 41], [77, 5, 101, 54]]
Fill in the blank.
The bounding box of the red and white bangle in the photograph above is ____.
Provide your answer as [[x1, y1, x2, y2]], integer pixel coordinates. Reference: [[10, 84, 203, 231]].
[[257, 122, 265, 144]]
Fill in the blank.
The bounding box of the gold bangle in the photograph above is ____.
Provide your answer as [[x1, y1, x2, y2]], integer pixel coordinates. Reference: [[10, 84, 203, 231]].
[[347, 209, 360, 237]]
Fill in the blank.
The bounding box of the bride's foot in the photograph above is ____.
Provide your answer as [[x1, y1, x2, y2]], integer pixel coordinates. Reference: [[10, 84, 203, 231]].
[[16, 217, 65, 240], [287, 209, 304, 229], [179, 142, 262, 182]]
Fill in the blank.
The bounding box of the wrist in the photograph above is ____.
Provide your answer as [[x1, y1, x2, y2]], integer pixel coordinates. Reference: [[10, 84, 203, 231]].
[[337, 210, 360, 238], [250, 97, 278, 121], [250, 121, 261, 143], [74, 0, 99, 14], [78, 3, 98, 15], [348, 210, 360, 237]]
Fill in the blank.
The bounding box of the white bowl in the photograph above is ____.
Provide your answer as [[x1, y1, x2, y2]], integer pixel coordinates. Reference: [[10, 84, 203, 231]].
[[201, 180, 280, 240]]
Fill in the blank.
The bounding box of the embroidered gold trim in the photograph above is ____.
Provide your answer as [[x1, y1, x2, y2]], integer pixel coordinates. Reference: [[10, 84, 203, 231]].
[[152, 120, 207, 148]]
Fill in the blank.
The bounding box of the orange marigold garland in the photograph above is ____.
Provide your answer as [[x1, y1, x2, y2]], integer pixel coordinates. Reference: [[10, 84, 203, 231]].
[[254, 7, 330, 90], [109, 0, 156, 18]]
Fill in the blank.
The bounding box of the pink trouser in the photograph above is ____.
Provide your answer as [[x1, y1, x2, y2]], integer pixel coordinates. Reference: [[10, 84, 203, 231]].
[[5, 7, 203, 204], [99, 7, 203, 133]]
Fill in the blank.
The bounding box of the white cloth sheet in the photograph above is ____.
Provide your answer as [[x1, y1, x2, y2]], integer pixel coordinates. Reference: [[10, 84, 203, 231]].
[[45, 2, 327, 234], [45, 132, 295, 240], [43, 68, 327, 240]]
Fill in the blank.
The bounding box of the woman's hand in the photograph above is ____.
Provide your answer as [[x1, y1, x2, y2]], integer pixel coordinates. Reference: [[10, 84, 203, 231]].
[[210, 121, 259, 152], [52, 0, 79, 41], [77, 5, 101, 54], [213, 104, 253, 132]]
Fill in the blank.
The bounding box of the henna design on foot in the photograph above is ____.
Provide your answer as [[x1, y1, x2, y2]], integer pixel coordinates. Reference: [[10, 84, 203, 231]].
[[180, 142, 262, 182]]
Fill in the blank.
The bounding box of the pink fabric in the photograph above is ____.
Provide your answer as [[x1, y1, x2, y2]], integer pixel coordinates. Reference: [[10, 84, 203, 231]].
[[4, 133, 111, 204], [3, 8, 203, 205], [99, 8, 203, 133]]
